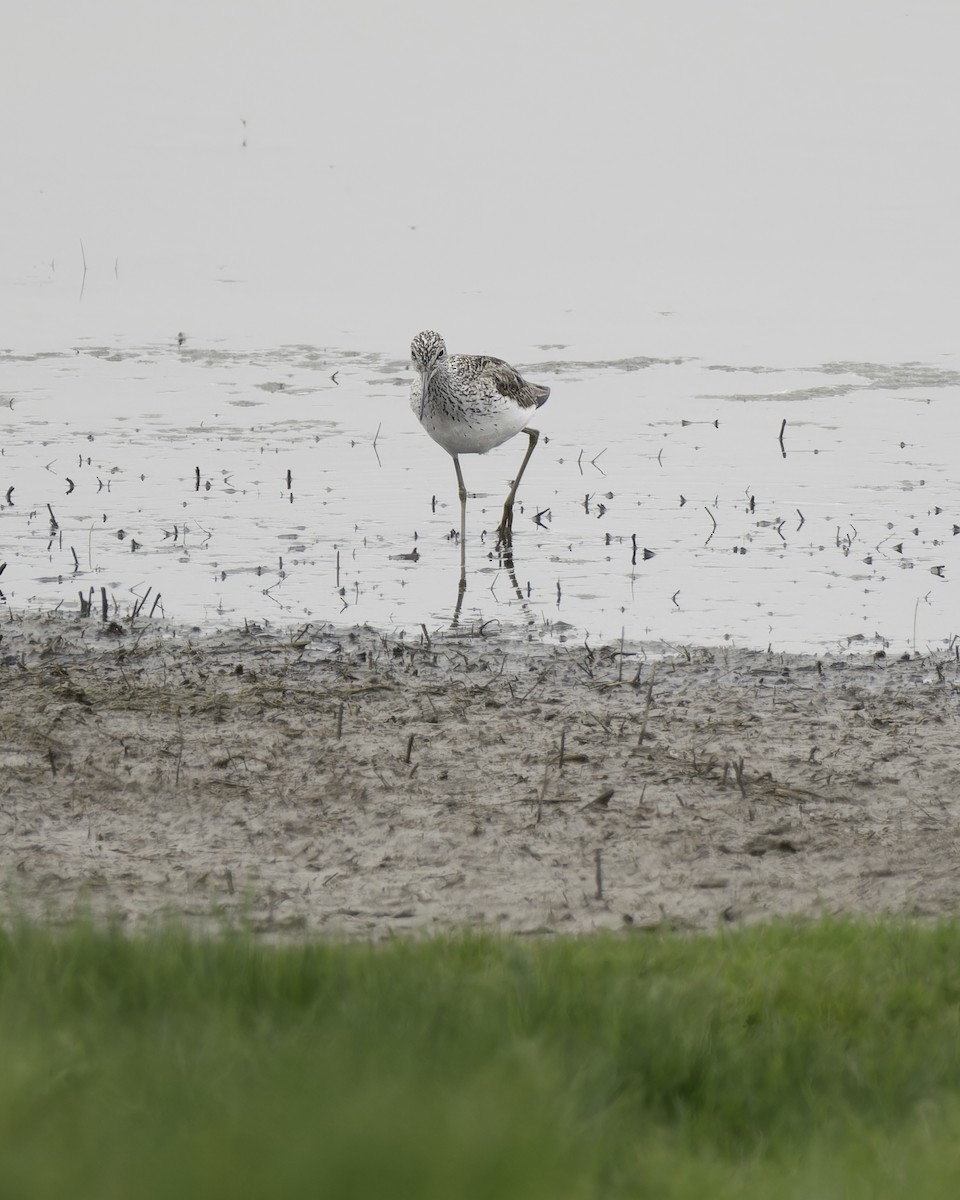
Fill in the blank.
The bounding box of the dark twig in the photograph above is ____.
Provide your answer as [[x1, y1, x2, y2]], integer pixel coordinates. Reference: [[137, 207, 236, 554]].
[[638, 664, 657, 745], [733, 757, 747, 798]]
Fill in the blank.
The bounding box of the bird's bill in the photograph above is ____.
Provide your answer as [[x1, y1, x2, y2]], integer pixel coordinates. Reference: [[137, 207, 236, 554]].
[[418, 368, 432, 421]]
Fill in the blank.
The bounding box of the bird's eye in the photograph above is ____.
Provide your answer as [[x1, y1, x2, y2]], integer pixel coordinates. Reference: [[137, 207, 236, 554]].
[[436, 347, 445, 359]]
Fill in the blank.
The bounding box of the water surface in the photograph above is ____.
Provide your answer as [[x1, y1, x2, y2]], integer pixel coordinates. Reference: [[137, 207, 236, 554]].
[[3, 1, 959, 653]]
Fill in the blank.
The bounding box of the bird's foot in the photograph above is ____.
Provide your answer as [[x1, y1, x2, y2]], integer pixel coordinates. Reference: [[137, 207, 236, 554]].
[[497, 505, 515, 550]]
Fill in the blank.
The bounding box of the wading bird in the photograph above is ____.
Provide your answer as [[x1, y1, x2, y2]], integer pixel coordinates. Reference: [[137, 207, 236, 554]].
[[409, 330, 549, 571]]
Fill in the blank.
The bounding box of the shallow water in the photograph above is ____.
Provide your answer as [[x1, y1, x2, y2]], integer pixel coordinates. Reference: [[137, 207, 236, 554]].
[[3, 344, 959, 654], [3, 1, 960, 653]]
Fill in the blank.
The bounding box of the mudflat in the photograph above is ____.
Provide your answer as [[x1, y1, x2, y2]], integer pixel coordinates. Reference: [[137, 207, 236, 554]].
[[3, 612, 958, 937]]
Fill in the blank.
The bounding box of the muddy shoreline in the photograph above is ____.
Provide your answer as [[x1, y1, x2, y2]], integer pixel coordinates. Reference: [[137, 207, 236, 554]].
[[2, 611, 959, 937]]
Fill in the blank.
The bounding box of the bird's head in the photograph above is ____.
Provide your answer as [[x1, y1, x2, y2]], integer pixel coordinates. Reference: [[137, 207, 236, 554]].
[[410, 330, 447, 376]]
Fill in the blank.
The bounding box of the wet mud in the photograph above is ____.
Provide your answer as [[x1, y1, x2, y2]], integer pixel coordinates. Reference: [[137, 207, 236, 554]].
[[3, 612, 959, 938]]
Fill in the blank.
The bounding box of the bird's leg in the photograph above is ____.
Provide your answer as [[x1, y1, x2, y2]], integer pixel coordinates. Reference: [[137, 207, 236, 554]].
[[453, 453, 467, 587], [452, 571, 467, 627], [498, 427, 539, 547]]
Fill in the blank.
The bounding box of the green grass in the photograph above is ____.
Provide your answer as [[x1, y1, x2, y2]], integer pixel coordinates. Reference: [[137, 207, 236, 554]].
[[2, 920, 960, 1198]]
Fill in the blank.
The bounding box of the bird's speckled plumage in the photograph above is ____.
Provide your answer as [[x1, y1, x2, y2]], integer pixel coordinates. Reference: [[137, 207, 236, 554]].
[[410, 329, 549, 456]]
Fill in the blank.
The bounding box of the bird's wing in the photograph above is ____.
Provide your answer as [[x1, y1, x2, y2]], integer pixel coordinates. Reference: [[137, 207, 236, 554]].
[[460, 356, 542, 409]]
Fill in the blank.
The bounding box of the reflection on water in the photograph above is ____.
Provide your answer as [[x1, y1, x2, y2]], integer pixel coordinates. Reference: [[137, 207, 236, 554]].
[[2, 343, 959, 654]]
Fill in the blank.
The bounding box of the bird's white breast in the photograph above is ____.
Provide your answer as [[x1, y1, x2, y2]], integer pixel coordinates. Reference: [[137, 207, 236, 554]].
[[410, 378, 530, 456]]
